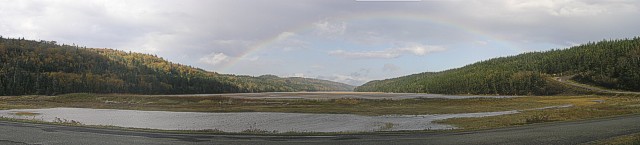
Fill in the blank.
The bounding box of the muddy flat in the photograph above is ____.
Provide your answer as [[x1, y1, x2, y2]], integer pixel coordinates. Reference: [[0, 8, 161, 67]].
[[0, 108, 522, 132]]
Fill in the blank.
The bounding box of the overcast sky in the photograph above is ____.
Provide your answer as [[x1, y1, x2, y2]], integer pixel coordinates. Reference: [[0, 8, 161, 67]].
[[1, 0, 640, 85]]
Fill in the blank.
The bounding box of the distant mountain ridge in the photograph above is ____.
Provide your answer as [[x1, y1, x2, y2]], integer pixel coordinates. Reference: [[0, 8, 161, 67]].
[[0, 37, 353, 95], [356, 37, 640, 95]]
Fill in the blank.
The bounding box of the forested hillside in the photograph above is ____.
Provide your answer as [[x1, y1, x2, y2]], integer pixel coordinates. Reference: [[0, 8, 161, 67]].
[[356, 37, 640, 95], [0, 37, 353, 95]]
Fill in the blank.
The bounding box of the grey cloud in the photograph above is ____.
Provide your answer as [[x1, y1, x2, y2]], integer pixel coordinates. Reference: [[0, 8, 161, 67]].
[[316, 74, 368, 86], [2, 0, 640, 85], [382, 64, 400, 72], [349, 68, 371, 77], [328, 43, 446, 59], [4, 0, 637, 53], [441, 0, 640, 49]]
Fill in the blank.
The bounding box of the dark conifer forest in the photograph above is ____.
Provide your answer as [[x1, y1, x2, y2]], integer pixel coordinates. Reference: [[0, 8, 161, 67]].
[[356, 37, 640, 95], [0, 37, 354, 95], [3, 36, 639, 96]]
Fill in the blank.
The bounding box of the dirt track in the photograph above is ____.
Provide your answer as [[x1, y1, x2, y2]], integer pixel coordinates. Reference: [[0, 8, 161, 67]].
[[552, 76, 640, 95]]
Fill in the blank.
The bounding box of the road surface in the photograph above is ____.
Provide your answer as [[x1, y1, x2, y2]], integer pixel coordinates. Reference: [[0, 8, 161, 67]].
[[2, 114, 640, 145]]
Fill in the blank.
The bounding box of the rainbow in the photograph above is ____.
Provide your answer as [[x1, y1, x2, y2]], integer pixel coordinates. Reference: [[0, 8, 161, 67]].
[[218, 11, 520, 71]]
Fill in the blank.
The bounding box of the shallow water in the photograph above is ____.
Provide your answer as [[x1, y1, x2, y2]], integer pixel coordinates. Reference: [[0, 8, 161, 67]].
[[157, 92, 519, 100], [0, 108, 520, 132]]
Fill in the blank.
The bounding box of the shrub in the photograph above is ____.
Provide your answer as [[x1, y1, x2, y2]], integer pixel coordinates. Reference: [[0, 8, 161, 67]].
[[525, 114, 551, 124]]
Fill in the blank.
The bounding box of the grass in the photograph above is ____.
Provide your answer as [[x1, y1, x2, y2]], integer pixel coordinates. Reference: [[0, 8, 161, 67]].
[[378, 122, 395, 131], [0, 116, 373, 136], [524, 113, 553, 124], [435, 95, 640, 130], [12, 111, 40, 116], [0, 93, 604, 116], [0, 116, 83, 126], [241, 128, 278, 134], [2, 93, 640, 136]]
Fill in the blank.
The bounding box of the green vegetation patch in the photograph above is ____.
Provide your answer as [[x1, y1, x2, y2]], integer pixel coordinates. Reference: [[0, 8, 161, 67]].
[[0, 93, 609, 116], [11, 111, 40, 116], [435, 95, 640, 130]]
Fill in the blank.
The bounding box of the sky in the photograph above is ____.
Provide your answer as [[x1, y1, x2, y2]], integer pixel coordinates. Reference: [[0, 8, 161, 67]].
[[1, 0, 640, 86]]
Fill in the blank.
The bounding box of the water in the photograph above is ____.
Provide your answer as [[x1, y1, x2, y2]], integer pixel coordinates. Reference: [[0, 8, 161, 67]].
[[156, 92, 519, 100], [0, 108, 520, 132]]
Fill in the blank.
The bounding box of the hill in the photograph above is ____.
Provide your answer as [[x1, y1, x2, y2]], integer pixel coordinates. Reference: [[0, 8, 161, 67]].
[[0, 37, 353, 95], [355, 37, 640, 95]]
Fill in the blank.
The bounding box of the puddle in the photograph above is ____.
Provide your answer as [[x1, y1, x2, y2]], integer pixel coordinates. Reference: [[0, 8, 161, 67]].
[[154, 92, 520, 100]]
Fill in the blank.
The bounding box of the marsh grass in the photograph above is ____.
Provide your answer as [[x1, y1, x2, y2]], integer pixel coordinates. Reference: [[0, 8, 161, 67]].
[[334, 98, 360, 105], [241, 128, 278, 134], [0, 93, 620, 116], [53, 117, 83, 125], [378, 122, 395, 130], [525, 114, 553, 124], [0, 116, 359, 135], [436, 95, 640, 130], [0, 116, 84, 127], [12, 111, 40, 116], [2, 93, 640, 135]]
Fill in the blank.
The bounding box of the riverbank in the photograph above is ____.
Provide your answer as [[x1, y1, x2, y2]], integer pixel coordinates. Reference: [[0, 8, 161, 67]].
[[0, 93, 600, 116], [1, 92, 639, 135]]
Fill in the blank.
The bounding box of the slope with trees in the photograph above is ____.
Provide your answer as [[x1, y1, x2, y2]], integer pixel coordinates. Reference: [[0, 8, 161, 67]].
[[0, 37, 353, 95], [356, 37, 640, 95]]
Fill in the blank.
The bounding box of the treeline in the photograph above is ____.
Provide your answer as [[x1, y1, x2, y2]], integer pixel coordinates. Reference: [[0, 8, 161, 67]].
[[0, 37, 353, 95], [356, 37, 640, 95]]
